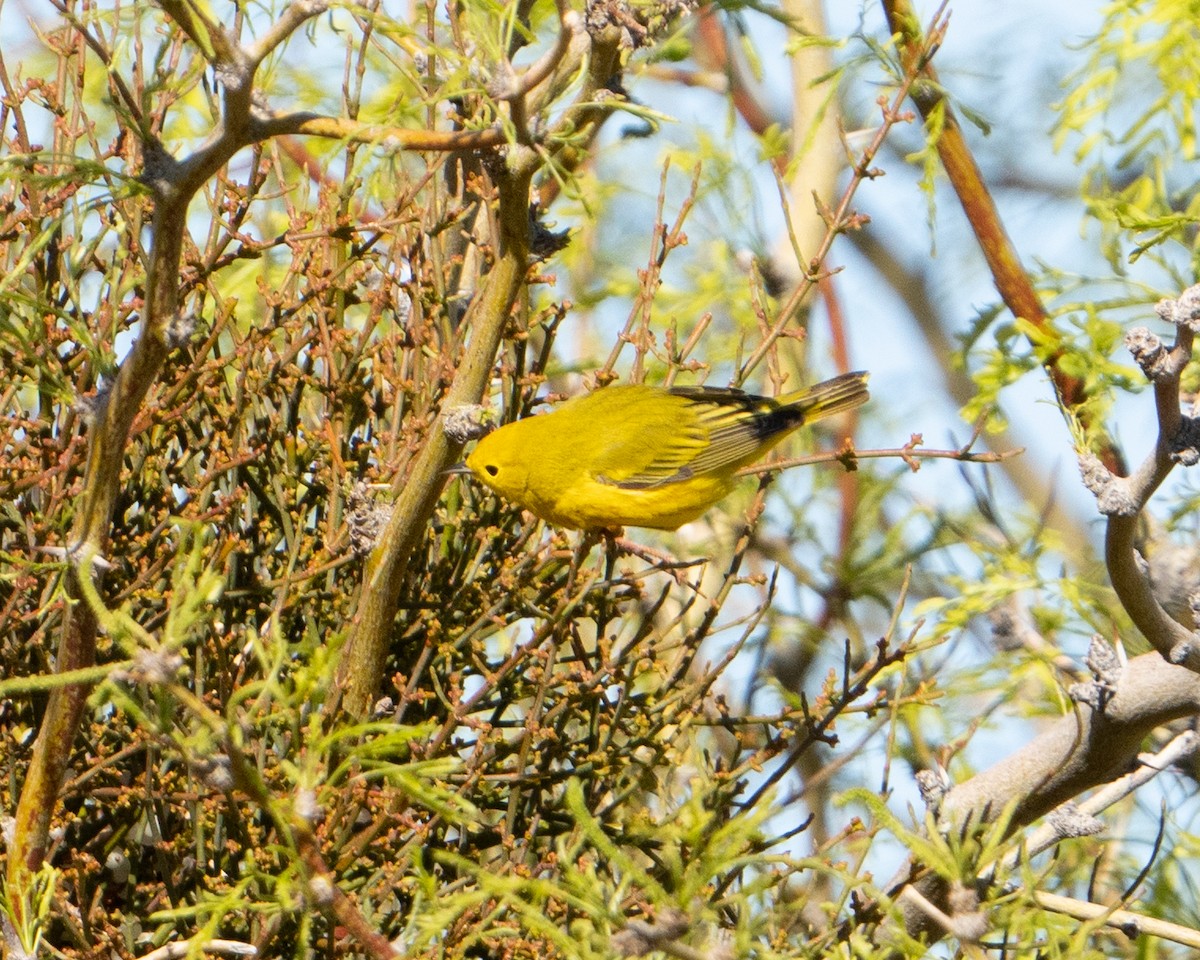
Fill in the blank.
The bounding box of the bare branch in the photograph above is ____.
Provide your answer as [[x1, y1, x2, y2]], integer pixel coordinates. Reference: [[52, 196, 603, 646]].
[[1080, 285, 1200, 671], [997, 731, 1198, 874], [492, 0, 581, 105], [736, 439, 1023, 477], [331, 150, 539, 721], [893, 653, 1200, 943], [941, 656, 1200, 828], [251, 113, 507, 152], [135, 938, 258, 960], [246, 0, 331, 69], [155, 0, 241, 65], [1033, 891, 1200, 951]]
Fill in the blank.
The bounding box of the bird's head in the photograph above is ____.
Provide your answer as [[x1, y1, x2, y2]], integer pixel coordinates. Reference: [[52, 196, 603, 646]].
[[464, 427, 529, 501]]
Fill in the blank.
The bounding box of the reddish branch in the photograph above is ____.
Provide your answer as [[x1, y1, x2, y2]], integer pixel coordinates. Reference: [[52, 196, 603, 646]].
[[880, 0, 1122, 474]]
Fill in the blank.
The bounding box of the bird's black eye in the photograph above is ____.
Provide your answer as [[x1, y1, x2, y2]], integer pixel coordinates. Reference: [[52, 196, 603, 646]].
[[485, 464, 499, 477]]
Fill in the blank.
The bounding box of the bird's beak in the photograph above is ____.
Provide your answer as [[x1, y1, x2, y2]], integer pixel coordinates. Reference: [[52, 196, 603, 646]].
[[446, 462, 473, 476]]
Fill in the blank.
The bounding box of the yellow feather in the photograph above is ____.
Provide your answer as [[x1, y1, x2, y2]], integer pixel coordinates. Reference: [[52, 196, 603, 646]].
[[463, 371, 869, 531]]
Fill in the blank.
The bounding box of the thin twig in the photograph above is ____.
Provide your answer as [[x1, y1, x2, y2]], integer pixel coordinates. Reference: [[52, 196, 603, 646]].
[[135, 939, 258, 960], [733, 8, 943, 385], [1033, 891, 1200, 950], [736, 441, 1023, 477]]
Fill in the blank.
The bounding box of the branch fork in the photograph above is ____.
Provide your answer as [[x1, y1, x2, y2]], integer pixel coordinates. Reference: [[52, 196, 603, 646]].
[[1077, 285, 1200, 672]]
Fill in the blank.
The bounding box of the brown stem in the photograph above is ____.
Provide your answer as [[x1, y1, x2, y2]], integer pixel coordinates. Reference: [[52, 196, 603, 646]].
[[225, 739, 400, 959], [880, 0, 1123, 474]]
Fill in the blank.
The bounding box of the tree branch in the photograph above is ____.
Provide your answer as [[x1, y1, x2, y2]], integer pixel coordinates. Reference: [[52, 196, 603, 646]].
[[253, 114, 509, 152], [1033, 890, 1200, 950], [330, 14, 630, 721], [880, 0, 1123, 474], [873, 286, 1200, 950], [5, 0, 329, 914], [891, 651, 1200, 944], [331, 151, 538, 722], [1080, 286, 1200, 670]]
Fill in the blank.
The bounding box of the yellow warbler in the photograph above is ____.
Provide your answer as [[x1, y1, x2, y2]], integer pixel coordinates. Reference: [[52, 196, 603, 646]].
[[462, 371, 869, 531]]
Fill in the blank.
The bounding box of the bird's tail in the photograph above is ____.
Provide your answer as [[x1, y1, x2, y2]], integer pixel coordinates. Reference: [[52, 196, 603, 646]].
[[782, 371, 870, 422]]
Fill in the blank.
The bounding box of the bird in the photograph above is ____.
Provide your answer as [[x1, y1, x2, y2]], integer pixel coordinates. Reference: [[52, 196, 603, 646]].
[[460, 371, 869, 531]]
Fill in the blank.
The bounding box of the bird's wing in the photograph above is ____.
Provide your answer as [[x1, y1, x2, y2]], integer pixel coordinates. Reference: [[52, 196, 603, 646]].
[[591, 420, 703, 490], [596, 388, 790, 490]]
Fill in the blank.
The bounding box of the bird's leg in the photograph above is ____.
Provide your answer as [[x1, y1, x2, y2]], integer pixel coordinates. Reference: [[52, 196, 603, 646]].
[[599, 527, 623, 582]]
